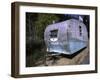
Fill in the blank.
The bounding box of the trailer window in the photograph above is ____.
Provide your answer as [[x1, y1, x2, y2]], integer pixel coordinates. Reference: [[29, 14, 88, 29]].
[[79, 26, 82, 36], [50, 29, 58, 38]]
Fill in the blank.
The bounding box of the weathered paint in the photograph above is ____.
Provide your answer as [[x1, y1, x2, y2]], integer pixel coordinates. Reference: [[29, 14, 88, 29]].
[[44, 19, 88, 55]]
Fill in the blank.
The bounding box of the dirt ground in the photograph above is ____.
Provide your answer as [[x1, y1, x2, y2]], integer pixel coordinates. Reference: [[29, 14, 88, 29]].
[[26, 45, 89, 67]]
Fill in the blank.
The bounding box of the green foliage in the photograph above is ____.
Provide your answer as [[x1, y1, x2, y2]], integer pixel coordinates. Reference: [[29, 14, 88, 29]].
[[26, 13, 60, 67], [34, 13, 59, 40]]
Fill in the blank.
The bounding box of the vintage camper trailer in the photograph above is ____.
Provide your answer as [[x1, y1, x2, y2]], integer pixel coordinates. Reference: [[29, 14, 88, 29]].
[[44, 19, 88, 55]]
